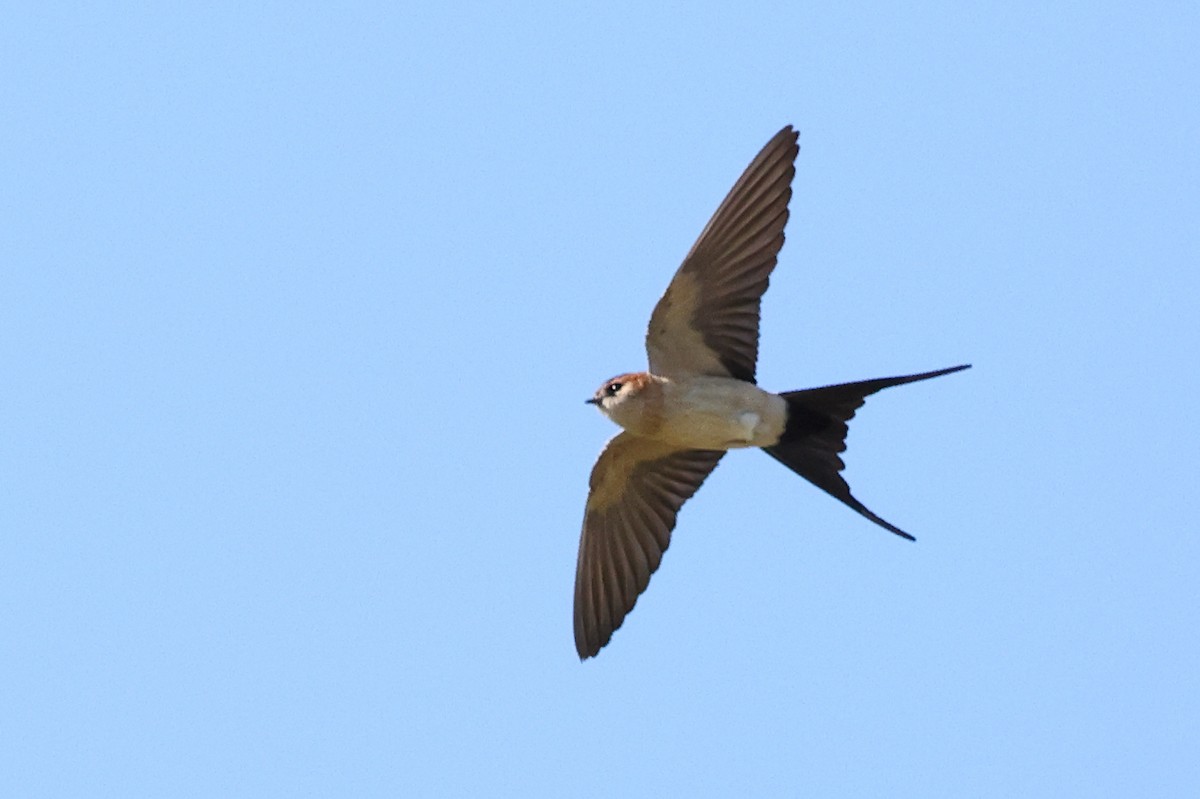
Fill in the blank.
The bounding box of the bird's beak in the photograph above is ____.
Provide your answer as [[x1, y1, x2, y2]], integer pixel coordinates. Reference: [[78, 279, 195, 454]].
[[585, 397, 599, 405]]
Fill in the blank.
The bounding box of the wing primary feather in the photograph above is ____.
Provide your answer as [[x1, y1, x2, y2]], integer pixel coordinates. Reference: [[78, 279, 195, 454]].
[[608, 504, 639, 613], [702, 174, 792, 252]]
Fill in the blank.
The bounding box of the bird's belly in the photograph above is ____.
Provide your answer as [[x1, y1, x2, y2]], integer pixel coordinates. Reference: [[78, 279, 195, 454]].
[[656, 379, 787, 449]]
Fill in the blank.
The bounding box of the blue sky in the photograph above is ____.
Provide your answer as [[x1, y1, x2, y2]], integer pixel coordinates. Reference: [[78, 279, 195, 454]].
[[3, 2, 1198, 796]]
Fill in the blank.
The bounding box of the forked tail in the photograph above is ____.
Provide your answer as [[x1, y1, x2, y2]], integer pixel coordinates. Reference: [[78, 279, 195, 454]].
[[762, 364, 969, 540]]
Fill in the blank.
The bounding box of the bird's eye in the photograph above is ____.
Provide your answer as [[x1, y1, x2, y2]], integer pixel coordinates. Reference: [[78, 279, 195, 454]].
[[606, 382, 622, 395]]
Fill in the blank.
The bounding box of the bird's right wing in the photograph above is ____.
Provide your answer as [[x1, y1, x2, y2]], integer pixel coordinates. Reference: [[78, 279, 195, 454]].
[[574, 433, 724, 659]]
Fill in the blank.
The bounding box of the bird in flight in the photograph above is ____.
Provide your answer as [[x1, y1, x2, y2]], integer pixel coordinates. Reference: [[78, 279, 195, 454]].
[[573, 125, 968, 660]]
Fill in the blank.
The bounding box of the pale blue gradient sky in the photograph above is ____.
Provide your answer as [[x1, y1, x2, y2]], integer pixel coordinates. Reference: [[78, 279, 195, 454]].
[[3, 3, 1198, 796]]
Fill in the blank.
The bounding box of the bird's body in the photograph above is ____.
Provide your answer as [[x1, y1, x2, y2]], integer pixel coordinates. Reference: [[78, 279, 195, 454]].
[[591, 373, 787, 449], [573, 125, 968, 659]]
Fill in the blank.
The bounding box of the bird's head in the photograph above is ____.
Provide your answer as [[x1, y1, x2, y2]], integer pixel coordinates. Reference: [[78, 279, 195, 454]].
[[586, 372, 658, 428]]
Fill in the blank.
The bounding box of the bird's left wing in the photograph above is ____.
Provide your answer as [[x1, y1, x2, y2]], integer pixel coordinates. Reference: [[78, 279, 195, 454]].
[[574, 433, 724, 659], [645, 126, 799, 384]]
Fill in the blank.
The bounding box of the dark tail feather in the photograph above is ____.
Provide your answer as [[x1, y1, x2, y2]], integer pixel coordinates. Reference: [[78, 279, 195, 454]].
[[762, 365, 970, 541]]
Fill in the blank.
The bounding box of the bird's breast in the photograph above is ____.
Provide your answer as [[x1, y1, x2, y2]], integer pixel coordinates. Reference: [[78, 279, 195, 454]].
[[655, 377, 787, 449]]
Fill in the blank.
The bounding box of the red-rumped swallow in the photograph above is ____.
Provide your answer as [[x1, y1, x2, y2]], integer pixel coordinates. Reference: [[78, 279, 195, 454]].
[[574, 125, 968, 659]]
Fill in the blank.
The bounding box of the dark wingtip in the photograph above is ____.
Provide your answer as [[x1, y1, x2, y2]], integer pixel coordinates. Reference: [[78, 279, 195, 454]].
[[765, 124, 800, 155]]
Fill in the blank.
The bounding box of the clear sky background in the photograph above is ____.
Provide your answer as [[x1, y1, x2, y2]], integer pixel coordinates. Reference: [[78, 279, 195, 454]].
[[3, 3, 1198, 797]]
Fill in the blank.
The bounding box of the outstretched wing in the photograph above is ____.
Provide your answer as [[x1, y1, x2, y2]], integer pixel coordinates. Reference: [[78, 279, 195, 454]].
[[646, 126, 799, 384], [574, 434, 724, 659]]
